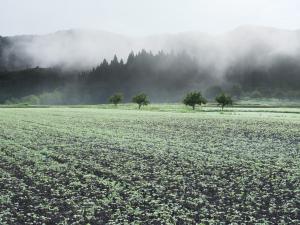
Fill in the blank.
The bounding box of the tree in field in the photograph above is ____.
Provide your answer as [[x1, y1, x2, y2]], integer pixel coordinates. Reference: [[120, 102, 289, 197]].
[[215, 93, 232, 110], [109, 92, 123, 106], [183, 91, 207, 110], [132, 93, 149, 109]]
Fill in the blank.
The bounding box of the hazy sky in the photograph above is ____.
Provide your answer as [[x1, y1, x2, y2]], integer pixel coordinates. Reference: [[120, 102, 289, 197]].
[[1, 0, 300, 36]]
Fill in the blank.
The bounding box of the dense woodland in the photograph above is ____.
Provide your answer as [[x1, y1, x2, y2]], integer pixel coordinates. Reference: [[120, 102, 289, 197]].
[[0, 49, 299, 104]]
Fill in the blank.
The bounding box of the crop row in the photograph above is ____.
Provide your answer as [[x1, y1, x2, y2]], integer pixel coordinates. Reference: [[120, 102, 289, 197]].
[[0, 108, 299, 224]]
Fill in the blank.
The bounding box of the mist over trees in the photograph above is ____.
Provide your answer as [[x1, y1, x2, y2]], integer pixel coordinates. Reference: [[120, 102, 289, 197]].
[[0, 48, 299, 104], [1, 26, 300, 73], [82, 50, 214, 103], [0, 26, 300, 104]]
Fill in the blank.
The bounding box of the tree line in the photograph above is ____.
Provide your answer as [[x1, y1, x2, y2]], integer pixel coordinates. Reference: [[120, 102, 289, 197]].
[[0, 50, 299, 104], [110, 91, 232, 111]]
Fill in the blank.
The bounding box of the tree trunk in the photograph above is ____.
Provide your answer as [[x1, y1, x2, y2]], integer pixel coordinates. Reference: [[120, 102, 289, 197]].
[[139, 104, 141, 109], [192, 105, 195, 110]]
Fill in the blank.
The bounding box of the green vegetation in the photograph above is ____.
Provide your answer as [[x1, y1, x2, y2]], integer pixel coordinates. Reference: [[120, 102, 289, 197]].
[[4, 90, 64, 105], [1, 50, 300, 105], [109, 93, 123, 106], [0, 106, 299, 224], [183, 91, 207, 110], [216, 93, 233, 110], [132, 93, 149, 109]]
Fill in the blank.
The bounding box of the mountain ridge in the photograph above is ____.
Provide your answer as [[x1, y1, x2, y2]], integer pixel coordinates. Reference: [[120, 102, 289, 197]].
[[0, 25, 300, 71]]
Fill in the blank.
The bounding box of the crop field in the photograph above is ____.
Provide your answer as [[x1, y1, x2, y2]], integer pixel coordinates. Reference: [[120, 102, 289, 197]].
[[0, 107, 299, 224]]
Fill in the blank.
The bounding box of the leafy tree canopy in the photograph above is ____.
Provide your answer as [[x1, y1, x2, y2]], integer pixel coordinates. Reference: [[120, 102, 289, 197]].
[[109, 92, 123, 106], [215, 93, 233, 110], [132, 93, 149, 109], [183, 91, 207, 110]]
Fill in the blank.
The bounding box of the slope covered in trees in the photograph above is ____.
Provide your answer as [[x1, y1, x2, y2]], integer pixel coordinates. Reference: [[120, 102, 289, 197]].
[[0, 50, 299, 104]]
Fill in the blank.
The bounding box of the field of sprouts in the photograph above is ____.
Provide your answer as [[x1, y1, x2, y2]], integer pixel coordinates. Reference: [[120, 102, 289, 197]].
[[0, 107, 299, 224]]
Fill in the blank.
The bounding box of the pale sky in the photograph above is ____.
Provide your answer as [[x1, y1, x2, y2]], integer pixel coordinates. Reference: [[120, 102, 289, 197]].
[[1, 0, 300, 36]]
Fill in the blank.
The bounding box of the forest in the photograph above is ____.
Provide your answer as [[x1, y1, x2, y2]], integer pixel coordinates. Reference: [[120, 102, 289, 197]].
[[0, 49, 299, 104]]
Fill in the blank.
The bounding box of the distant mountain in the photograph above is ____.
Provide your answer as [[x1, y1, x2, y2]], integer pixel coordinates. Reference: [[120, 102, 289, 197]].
[[0, 25, 300, 71], [0, 30, 134, 70]]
